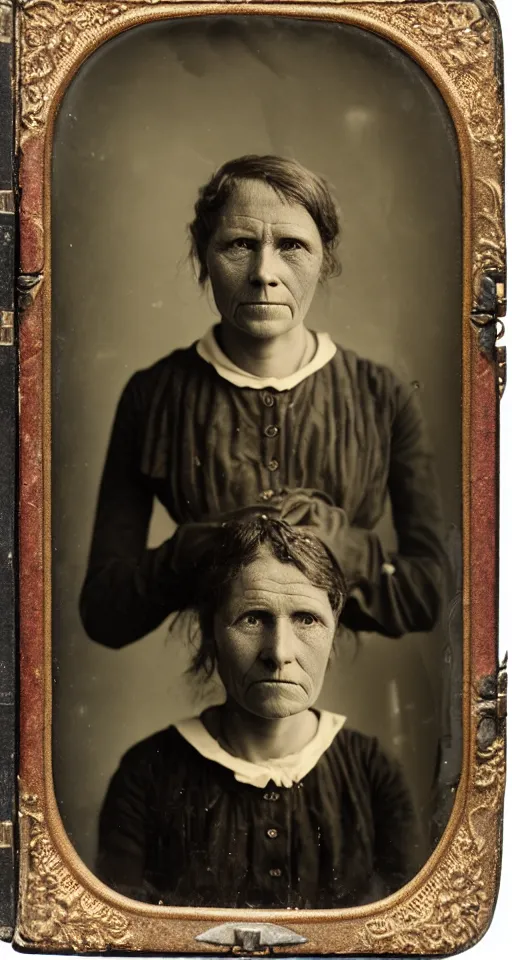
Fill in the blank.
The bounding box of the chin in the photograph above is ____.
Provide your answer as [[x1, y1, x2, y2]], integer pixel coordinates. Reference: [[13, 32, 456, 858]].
[[255, 705, 300, 720], [231, 311, 298, 341], [246, 688, 310, 719]]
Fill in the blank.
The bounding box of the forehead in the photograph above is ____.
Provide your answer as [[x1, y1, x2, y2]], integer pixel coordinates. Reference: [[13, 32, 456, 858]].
[[221, 549, 331, 608], [218, 179, 319, 233]]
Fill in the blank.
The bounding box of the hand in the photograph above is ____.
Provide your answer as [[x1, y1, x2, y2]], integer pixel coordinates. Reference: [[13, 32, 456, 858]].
[[278, 489, 345, 533], [171, 503, 281, 573]]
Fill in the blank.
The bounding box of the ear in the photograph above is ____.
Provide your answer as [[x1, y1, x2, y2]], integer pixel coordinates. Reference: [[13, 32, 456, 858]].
[[209, 617, 220, 665]]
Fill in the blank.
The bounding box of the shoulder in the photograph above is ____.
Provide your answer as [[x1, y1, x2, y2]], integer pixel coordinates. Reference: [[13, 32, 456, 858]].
[[117, 725, 191, 777], [111, 344, 208, 424], [330, 726, 397, 775], [110, 725, 229, 807], [331, 725, 380, 758], [333, 728, 411, 802], [125, 344, 204, 395], [333, 345, 404, 394], [325, 345, 416, 420]]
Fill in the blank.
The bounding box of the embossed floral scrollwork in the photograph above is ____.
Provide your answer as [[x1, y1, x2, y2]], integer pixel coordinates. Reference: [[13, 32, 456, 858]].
[[16, 792, 131, 951], [474, 176, 505, 282], [364, 733, 505, 954], [20, 0, 130, 129], [15, 3, 506, 953]]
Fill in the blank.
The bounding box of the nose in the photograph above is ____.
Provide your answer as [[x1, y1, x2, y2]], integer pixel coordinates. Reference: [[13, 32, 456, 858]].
[[249, 244, 279, 288], [259, 618, 295, 672]]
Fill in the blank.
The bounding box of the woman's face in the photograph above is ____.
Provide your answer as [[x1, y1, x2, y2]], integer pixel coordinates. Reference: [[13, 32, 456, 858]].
[[206, 179, 324, 342], [213, 547, 337, 720]]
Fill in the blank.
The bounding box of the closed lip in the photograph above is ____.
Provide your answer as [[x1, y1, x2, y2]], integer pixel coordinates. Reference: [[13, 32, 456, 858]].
[[240, 301, 288, 306], [250, 679, 298, 686]]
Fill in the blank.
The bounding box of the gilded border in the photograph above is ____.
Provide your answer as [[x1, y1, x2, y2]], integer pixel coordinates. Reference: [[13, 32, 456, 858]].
[[15, 730, 506, 953], [15, 1, 506, 954]]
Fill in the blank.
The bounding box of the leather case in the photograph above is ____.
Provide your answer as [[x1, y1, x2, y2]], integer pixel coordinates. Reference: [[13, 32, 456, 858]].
[[0, 0, 15, 943]]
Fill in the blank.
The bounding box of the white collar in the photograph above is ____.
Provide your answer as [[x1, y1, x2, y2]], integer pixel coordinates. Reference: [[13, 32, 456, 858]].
[[175, 710, 346, 789], [196, 326, 337, 391]]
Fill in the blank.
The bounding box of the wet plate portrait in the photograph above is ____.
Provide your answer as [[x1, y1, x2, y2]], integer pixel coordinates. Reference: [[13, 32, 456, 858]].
[[13, 0, 506, 955]]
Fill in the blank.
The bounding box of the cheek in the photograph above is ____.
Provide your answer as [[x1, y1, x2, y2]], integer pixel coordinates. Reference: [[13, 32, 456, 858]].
[[208, 257, 248, 302], [215, 634, 253, 685], [285, 257, 322, 303], [299, 636, 334, 685]]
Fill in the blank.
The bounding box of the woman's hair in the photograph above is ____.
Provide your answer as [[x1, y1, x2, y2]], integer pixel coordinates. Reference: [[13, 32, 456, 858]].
[[190, 516, 347, 678], [189, 155, 341, 285]]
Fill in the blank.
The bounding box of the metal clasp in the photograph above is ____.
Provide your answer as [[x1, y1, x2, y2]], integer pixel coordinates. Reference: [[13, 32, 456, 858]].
[[196, 921, 307, 953]]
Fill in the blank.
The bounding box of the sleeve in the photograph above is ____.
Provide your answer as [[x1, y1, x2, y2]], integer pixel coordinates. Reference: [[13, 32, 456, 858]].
[[96, 749, 151, 901], [366, 738, 422, 896], [79, 377, 208, 648], [339, 387, 448, 637]]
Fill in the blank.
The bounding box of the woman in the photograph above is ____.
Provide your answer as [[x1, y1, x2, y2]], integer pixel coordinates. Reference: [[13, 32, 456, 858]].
[[97, 518, 420, 908], [80, 154, 447, 648]]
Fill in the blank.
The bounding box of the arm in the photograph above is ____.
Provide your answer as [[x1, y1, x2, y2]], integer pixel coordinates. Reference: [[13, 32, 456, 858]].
[[366, 738, 422, 895], [340, 387, 448, 636], [80, 376, 193, 647], [97, 750, 151, 901], [80, 377, 261, 647], [280, 382, 447, 637]]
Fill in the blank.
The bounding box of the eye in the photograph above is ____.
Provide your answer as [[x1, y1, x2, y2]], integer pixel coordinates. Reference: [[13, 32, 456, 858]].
[[296, 612, 318, 626], [239, 610, 265, 626], [231, 237, 254, 250], [279, 238, 304, 252]]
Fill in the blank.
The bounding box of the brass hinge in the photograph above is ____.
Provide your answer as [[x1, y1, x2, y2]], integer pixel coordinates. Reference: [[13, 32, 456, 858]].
[[0, 2, 12, 45], [0, 310, 14, 346], [17, 272, 44, 312], [196, 922, 307, 952], [0, 190, 14, 214], [470, 270, 507, 398], [496, 341, 507, 399], [0, 821, 13, 849], [475, 654, 508, 751]]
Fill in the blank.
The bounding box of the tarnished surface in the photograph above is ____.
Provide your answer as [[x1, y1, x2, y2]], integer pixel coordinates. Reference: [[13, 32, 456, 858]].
[[15, 1, 505, 954]]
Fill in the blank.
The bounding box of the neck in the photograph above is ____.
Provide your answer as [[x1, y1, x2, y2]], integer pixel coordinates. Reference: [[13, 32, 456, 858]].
[[219, 323, 316, 379], [215, 701, 319, 764]]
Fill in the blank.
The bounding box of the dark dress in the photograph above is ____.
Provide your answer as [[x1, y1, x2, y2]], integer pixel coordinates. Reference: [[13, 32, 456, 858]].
[[97, 724, 419, 908], [80, 335, 447, 647]]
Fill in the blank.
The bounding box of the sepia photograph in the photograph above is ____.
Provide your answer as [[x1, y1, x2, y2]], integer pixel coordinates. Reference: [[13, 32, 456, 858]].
[[48, 14, 464, 911], [2, 0, 506, 950]]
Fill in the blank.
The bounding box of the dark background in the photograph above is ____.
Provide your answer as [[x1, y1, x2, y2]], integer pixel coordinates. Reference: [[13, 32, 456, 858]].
[[50, 16, 462, 875]]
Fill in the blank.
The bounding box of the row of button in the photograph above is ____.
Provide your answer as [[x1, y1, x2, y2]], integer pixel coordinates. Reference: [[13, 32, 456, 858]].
[[267, 821, 281, 878], [264, 788, 282, 878], [261, 392, 279, 479]]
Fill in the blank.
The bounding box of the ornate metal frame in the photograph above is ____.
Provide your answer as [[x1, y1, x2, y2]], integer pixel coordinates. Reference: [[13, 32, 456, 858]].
[[15, 0, 506, 953]]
